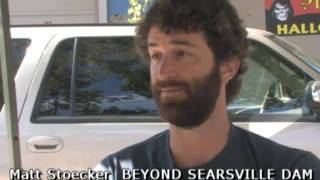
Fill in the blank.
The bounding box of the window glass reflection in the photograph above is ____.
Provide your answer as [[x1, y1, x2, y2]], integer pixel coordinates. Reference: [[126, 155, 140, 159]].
[[0, 39, 31, 106], [229, 41, 312, 115], [37, 37, 157, 117], [75, 38, 157, 116], [37, 39, 74, 116]]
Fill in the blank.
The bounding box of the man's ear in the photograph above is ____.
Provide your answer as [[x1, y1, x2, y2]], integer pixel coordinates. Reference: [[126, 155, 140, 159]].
[[220, 58, 240, 84]]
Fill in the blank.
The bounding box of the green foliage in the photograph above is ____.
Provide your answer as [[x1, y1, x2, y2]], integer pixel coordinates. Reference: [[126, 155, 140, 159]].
[[128, 0, 151, 23]]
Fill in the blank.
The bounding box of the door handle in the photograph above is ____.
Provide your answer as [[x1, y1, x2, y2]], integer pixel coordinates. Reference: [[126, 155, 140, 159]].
[[27, 136, 63, 153], [34, 144, 58, 150]]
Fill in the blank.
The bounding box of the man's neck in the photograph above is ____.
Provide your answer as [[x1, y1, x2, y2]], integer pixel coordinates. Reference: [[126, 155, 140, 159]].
[[169, 103, 231, 168]]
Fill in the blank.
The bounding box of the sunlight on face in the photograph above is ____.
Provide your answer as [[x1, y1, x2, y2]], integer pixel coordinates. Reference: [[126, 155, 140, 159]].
[[147, 27, 222, 128]]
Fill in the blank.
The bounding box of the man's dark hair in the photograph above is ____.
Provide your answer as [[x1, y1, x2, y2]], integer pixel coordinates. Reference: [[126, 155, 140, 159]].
[[135, 0, 248, 104]]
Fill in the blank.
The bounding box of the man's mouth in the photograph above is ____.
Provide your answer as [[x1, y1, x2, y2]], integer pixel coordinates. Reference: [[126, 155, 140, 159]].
[[159, 86, 187, 100], [160, 86, 185, 92]]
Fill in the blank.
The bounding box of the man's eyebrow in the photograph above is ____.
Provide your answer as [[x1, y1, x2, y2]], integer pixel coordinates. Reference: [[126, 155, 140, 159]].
[[147, 39, 198, 48], [148, 41, 158, 47], [169, 40, 197, 48]]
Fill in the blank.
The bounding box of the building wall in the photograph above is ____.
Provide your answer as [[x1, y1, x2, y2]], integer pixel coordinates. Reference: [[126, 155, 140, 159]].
[[230, 0, 320, 61], [106, 0, 319, 60], [9, 0, 100, 24], [8, 0, 319, 61]]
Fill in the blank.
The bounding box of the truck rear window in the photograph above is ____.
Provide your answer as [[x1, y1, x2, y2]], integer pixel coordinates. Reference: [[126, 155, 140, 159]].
[[0, 38, 31, 106]]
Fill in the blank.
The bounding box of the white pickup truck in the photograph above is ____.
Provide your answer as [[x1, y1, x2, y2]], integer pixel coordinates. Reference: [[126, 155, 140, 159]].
[[0, 25, 320, 179]]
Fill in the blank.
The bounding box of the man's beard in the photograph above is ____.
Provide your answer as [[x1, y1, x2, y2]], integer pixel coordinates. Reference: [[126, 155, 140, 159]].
[[151, 66, 221, 129]]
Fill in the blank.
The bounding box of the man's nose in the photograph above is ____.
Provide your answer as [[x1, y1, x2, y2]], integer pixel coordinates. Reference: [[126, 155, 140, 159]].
[[157, 56, 177, 80]]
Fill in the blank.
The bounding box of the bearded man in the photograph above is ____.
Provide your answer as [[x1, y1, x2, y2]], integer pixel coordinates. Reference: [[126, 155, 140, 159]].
[[96, 0, 320, 179]]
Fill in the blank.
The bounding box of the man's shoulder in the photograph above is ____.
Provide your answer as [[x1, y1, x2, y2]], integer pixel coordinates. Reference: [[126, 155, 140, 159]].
[[97, 129, 170, 170], [234, 125, 300, 154], [233, 125, 320, 169]]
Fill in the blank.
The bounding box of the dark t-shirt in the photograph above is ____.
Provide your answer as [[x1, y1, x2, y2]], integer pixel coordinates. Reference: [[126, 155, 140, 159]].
[[97, 125, 320, 180]]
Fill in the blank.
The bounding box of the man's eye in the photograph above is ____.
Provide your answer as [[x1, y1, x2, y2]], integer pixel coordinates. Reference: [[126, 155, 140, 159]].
[[175, 51, 191, 58], [150, 53, 162, 61]]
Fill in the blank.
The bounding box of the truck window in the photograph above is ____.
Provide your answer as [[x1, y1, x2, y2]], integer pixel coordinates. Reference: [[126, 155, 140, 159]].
[[34, 37, 157, 122], [228, 40, 313, 116], [0, 39, 31, 106]]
